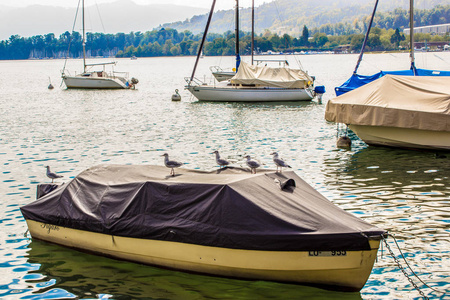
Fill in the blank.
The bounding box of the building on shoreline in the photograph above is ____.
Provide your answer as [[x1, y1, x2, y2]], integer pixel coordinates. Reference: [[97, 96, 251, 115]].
[[404, 23, 450, 35]]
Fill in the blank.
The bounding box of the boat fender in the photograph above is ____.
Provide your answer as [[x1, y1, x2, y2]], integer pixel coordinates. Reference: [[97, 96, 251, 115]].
[[337, 136, 352, 148]]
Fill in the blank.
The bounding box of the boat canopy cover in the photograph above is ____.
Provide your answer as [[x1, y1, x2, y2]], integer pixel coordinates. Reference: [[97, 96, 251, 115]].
[[21, 165, 384, 251], [335, 68, 450, 96], [230, 61, 313, 89], [326, 75, 450, 132]]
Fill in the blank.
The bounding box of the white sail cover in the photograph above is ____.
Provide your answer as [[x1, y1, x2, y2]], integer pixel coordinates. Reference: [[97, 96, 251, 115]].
[[230, 61, 313, 89], [325, 75, 450, 132]]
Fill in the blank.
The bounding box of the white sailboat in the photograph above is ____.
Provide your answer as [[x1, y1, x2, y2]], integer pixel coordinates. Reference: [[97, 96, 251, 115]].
[[185, 0, 317, 102], [61, 0, 138, 89], [188, 61, 315, 102]]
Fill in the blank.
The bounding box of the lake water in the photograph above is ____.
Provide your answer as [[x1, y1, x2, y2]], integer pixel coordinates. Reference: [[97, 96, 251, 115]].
[[0, 52, 449, 299]]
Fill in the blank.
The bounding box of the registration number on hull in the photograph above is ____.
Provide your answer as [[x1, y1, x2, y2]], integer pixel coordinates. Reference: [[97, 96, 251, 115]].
[[308, 250, 347, 257]]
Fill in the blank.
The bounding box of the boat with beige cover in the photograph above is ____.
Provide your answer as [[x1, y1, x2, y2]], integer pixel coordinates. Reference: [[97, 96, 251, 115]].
[[326, 75, 450, 150]]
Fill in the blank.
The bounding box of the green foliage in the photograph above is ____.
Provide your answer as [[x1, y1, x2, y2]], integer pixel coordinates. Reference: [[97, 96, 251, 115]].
[[1, 3, 450, 60]]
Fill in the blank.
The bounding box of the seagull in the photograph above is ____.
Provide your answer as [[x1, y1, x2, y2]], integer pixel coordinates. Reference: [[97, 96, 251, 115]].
[[45, 166, 63, 183], [270, 152, 291, 173], [212, 150, 230, 168], [162, 153, 183, 176], [244, 155, 260, 174]]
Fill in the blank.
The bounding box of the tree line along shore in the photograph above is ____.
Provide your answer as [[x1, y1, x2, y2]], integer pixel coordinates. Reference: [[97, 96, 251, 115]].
[[1, 4, 449, 60]]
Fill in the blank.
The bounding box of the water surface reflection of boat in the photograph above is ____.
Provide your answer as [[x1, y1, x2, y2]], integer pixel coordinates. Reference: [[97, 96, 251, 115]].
[[21, 165, 385, 292]]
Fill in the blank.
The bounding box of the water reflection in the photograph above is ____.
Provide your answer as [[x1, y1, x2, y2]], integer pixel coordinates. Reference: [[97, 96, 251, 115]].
[[24, 240, 362, 300], [2, 55, 450, 299], [322, 145, 450, 298]]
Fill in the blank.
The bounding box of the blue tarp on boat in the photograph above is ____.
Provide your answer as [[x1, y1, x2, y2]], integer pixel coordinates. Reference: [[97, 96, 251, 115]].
[[335, 68, 450, 96]]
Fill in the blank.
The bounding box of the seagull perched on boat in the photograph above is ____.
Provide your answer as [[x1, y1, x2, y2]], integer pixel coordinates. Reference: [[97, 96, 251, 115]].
[[162, 153, 183, 176], [45, 166, 63, 183], [270, 152, 291, 173], [244, 155, 260, 174], [212, 150, 230, 168]]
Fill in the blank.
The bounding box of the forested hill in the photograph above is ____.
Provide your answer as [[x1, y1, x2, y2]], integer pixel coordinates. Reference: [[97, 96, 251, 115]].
[[163, 0, 450, 36]]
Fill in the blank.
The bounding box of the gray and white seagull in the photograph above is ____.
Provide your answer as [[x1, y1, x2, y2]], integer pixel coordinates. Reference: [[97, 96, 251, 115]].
[[270, 152, 291, 172], [45, 166, 63, 183], [212, 150, 230, 168], [244, 155, 260, 174], [162, 153, 183, 176]]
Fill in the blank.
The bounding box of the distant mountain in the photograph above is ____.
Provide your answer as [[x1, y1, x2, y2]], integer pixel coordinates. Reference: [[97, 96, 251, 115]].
[[0, 0, 208, 40], [162, 0, 450, 36]]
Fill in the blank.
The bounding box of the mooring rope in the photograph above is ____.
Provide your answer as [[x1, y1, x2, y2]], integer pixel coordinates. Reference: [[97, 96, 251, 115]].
[[382, 233, 448, 299]]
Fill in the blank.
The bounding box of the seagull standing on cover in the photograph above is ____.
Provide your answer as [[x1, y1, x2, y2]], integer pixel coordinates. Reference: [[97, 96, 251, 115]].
[[270, 152, 291, 173], [162, 153, 183, 176], [212, 150, 230, 168], [244, 155, 260, 174], [45, 166, 63, 183]]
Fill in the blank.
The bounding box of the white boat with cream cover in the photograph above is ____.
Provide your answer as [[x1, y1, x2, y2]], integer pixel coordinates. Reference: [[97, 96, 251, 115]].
[[187, 62, 314, 102]]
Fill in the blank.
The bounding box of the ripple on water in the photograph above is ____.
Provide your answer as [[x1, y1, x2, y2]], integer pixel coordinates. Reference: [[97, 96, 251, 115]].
[[1, 55, 449, 299]]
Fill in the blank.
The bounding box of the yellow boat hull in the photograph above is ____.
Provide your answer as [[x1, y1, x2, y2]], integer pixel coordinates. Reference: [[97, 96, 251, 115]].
[[26, 220, 380, 291]]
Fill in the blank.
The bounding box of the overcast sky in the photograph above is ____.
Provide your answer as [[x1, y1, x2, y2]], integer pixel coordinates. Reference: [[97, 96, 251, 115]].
[[2, 0, 270, 11]]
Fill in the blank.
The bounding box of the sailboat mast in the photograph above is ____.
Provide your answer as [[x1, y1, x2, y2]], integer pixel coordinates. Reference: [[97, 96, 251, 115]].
[[189, 0, 217, 84], [235, 0, 241, 71], [251, 0, 254, 65], [409, 0, 416, 72], [82, 0, 87, 73], [353, 0, 379, 74]]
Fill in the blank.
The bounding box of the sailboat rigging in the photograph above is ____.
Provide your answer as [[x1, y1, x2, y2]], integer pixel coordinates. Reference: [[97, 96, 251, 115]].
[[185, 0, 317, 102], [61, 0, 138, 89], [334, 0, 450, 96]]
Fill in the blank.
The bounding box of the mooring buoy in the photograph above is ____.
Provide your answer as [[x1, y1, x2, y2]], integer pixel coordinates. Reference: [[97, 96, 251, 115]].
[[172, 89, 181, 101]]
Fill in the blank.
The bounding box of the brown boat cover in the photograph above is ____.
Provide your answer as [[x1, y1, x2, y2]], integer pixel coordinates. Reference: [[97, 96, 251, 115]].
[[325, 75, 450, 132], [21, 165, 384, 251], [230, 61, 313, 89]]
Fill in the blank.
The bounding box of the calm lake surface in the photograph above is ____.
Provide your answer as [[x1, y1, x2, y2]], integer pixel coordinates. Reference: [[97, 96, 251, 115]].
[[0, 52, 449, 299]]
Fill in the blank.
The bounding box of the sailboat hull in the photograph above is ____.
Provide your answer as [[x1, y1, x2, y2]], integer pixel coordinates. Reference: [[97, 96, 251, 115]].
[[350, 125, 450, 150], [25, 219, 380, 291], [63, 75, 129, 89], [187, 85, 314, 102]]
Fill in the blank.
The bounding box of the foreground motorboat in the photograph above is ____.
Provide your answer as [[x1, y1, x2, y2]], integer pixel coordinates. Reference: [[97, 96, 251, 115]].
[[21, 165, 385, 291], [326, 75, 450, 150]]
